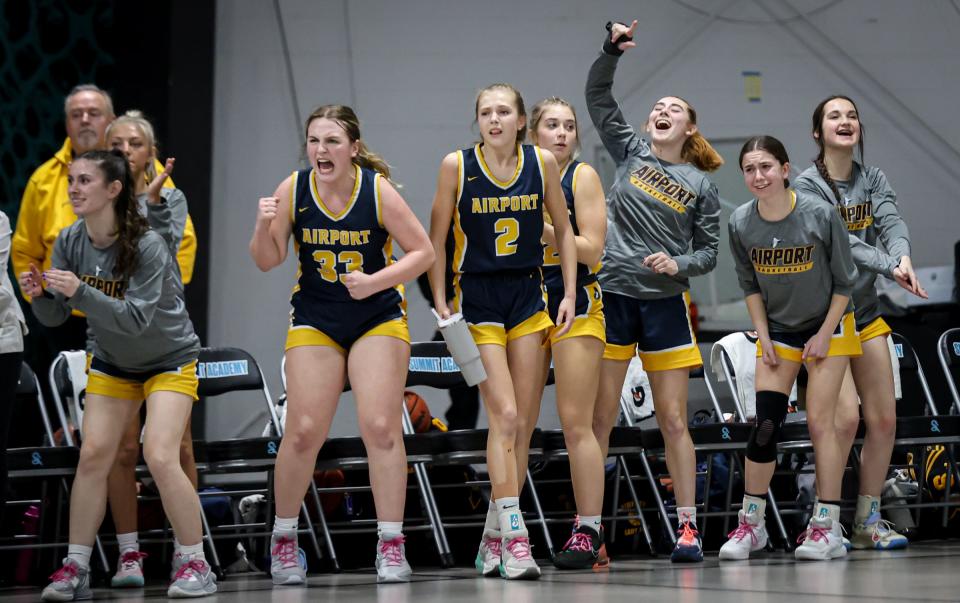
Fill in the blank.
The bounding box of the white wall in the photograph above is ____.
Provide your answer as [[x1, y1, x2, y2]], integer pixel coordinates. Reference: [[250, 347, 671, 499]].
[[208, 0, 960, 439]]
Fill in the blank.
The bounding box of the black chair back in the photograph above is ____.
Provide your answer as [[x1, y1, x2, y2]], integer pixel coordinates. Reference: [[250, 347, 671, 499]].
[[197, 347, 266, 397]]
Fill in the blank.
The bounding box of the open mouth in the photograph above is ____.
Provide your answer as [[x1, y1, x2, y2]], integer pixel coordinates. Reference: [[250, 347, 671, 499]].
[[316, 159, 334, 174], [836, 127, 854, 139], [489, 128, 502, 136], [655, 118, 671, 130]]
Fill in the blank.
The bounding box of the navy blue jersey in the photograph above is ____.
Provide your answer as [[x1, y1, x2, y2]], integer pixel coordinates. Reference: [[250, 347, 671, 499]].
[[542, 160, 600, 290], [452, 144, 546, 274], [290, 165, 404, 310]]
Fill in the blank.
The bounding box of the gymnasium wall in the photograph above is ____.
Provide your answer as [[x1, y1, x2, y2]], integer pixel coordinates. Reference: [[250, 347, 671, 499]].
[[207, 0, 960, 439]]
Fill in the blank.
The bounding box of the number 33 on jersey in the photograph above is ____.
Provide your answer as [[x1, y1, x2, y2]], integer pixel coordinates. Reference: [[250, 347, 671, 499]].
[[290, 165, 403, 303]]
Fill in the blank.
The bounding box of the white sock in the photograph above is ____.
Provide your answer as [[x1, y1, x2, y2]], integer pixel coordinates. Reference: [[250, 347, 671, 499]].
[[116, 532, 139, 555], [66, 544, 93, 570], [579, 515, 602, 533], [173, 537, 182, 556], [179, 542, 205, 561], [377, 521, 403, 540], [742, 495, 766, 521], [274, 515, 299, 533], [484, 501, 500, 533], [677, 506, 697, 526], [855, 494, 880, 524], [496, 497, 525, 535]]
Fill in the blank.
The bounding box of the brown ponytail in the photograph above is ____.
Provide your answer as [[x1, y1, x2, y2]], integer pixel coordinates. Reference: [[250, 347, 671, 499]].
[[79, 149, 149, 280], [682, 131, 723, 172], [672, 100, 722, 172]]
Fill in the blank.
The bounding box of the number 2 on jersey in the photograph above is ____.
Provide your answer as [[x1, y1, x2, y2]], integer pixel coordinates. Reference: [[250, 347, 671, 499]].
[[494, 217, 519, 256], [312, 250, 364, 283]]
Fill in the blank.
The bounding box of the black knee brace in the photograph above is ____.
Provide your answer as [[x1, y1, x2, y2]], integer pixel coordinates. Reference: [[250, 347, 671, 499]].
[[746, 391, 789, 463]]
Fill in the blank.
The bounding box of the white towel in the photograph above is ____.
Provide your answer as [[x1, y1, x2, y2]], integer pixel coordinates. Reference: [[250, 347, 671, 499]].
[[710, 332, 797, 420], [887, 335, 902, 400], [621, 355, 654, 422], [59, 350, 89, 432]]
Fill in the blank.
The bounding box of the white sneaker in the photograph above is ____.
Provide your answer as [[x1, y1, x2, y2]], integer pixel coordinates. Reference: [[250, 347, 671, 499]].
[[474, 530, 502, 577], [167, 558, 218, 598], [499, 532, 540, 580], [376, 535, 412, 583], [795, 517, 847, 560], [719, 510, 768, 560], [111, 550, 147, 588], [851, 512, 909, 550], [41, 558, 91, 601], [270, 531, 307, 586]]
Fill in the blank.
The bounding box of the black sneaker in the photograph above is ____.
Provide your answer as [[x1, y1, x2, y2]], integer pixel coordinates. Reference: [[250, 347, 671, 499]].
[[670, 520, 703, 562], [553, 524, 606, 569]]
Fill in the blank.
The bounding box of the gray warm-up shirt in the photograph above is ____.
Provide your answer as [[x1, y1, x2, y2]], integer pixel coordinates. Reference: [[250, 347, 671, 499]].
[[586, 50, 719, 300], [794, 161, 910, 326], [32, 196, 199, 371], [728, 191, 857, 333]]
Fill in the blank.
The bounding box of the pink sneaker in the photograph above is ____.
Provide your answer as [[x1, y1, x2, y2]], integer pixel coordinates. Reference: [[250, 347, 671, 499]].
[[111, 550, 148, 588]]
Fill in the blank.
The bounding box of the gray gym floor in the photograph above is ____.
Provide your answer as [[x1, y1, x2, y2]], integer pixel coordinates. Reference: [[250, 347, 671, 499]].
[[4, 542, 958, 602]]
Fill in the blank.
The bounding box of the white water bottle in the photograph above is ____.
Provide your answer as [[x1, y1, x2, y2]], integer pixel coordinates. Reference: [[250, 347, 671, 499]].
[[433, 310, 487, 386]]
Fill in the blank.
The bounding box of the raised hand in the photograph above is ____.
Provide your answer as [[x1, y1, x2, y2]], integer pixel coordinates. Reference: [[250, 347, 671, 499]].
[[146, 157, 176, 204], [609, 19, 638, 52], [257, 196, 280, 228]]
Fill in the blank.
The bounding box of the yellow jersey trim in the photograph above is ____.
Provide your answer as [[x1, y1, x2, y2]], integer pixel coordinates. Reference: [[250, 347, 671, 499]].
[[455, 150, 464, 204], [289, 171, 298, 224], [475, 143, 523, 189], [374, 173, 384, 228], [309, 164, 362, 221]]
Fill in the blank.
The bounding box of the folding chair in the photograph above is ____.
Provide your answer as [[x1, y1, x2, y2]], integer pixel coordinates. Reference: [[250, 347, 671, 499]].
[[0, 361, 108, 573], [885, 333, 960, 528], [936, 327, 960, 414]]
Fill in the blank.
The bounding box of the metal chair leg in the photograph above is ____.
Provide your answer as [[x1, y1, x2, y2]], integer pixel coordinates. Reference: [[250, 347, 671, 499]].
[[198, 504, 222, 577], [524, 469, 555, 560], [412, 461, 454, 567], [609, 459, 622, 543], [638, 448, 677, 545], [401, 403, 453, 566], [618, 455, 657, 556], [305, 481, 339, 572]]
